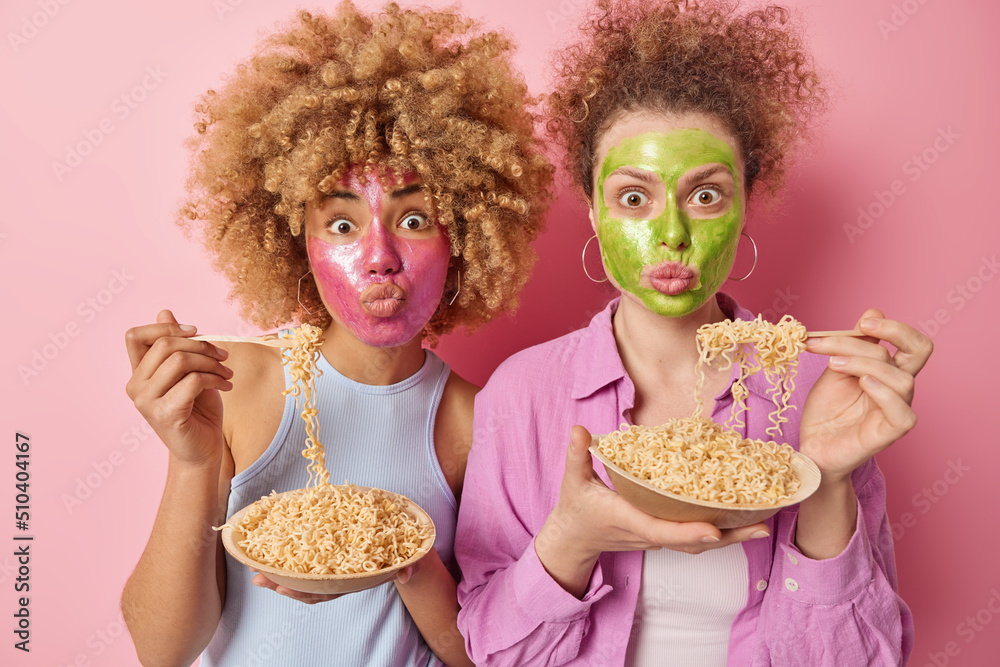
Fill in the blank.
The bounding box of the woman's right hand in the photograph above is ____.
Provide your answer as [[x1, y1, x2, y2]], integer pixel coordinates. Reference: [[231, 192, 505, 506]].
[[124, 309, 234, 467], [534, 425, 771, 598]]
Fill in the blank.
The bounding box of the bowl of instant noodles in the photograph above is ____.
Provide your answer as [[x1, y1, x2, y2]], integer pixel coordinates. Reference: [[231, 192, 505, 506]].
[[590, 418, 821, 529], [219, 484, 436, 594]]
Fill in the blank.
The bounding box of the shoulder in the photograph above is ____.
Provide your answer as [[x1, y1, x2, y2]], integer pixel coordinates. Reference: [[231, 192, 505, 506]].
[[217, 340, 286, 462], [434, 370, 480, 498], [217, 341, 284, 410], [483, 326, 590, 398], [438, 370, 479, 439]]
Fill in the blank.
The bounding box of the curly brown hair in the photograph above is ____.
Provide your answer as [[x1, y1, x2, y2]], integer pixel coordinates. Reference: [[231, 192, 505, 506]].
[[179, 1, 552, 343], [546, 0, 826, 200]]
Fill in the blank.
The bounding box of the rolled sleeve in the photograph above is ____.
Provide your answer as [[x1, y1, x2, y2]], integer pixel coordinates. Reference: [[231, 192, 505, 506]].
[[513, 540, 613, 622], [755, 460, 911, 666], [775, 499, 875, 606]]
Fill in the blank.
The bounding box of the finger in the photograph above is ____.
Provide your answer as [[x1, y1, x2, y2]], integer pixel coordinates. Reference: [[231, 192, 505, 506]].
[[158, 372, 233, 410], [395, 565, 413, 585], [639, 516, 770, 552], [805, 334, 892, 364], [859, 374, 918, 440], [639, 515, 722, 547], [564, 425, 600, 485], [142, 350, 234, 400], [125, 311, 200, 370], [825, 355, 915, 403], [272, 585, 339, 604], [251, 572, 279, 591], [718, 522, 772, 546], [133, 336, 229, 385], [857, 317, 933, 377], [251, 574, 330, 603]]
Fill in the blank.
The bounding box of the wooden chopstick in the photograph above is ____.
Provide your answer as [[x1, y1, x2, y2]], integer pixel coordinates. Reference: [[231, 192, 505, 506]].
[[191, 334, 295, 348], [805, 329, 864, 338]]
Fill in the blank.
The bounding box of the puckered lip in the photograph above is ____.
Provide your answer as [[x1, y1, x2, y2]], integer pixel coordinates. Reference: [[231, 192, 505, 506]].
[[641, 261, 699, 296], [360, 281, 407, 317]]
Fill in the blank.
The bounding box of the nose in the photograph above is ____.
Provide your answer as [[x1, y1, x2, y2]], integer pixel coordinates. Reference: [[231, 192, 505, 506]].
[[657, 196, 691, 252], [362, 222, 402, 276]]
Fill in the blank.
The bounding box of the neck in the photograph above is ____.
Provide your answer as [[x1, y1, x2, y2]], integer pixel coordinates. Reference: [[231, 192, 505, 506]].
[[613, 291, 728, 371], [613, 292, 731, 422], [319, 323, 426, 385]]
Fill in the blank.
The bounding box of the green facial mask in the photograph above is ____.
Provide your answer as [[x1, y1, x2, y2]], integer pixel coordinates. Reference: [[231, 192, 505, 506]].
[[596, 129, 743, 317]]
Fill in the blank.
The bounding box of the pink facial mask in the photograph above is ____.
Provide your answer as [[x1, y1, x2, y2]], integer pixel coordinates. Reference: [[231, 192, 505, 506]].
[[307, 168, 451, 348]]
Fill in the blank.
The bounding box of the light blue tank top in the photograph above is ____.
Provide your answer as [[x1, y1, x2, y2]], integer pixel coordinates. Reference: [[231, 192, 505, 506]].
[[202, 348, 457, 667]]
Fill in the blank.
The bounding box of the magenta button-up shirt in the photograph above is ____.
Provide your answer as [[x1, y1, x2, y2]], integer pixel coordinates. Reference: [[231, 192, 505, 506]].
[[455, 296, 913, 666]]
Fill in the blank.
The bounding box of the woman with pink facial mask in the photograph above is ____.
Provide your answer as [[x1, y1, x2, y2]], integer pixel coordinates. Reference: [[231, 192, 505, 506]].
[[120, 3, 551, 666]]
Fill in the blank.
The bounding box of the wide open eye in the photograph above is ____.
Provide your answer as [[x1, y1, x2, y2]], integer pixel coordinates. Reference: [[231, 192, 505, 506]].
[[691, 187, 722, 206], [399, 213, 431, 231], [328, 219, 358, 235], [618, 190, 649, 208]]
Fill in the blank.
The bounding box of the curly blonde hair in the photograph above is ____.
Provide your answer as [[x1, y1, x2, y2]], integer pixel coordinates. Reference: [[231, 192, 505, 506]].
[[179, 2, 552, 342], [547, 0, 826, 200]]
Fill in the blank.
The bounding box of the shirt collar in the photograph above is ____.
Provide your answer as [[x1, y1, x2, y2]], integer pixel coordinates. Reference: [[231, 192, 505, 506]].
[[570, 298, 628, 400], [569, 293, 775, 402]]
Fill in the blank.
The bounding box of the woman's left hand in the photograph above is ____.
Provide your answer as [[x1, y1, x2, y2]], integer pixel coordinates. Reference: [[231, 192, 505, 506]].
[[799, 308, 933, 481], [249, 563, 416, 605]]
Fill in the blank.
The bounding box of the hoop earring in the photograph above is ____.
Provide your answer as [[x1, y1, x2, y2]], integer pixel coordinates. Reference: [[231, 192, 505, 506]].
[[297, 271, 314, 315], [446, 269, 461, 306], [582, 235, 608, 284], [728, 232, 758, 282]]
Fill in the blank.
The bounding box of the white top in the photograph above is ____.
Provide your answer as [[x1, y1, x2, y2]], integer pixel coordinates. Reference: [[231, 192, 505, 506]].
[[624, 543, 749, 666]]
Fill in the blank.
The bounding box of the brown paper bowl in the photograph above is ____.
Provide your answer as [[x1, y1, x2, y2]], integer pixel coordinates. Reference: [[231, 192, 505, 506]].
[[220, 485, 436, 595], [590, 438, 821, 529]]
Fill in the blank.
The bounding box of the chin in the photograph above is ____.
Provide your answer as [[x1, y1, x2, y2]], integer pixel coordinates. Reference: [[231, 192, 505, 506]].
[[640, 290, 711, 318], [351, 326, 422, 349]]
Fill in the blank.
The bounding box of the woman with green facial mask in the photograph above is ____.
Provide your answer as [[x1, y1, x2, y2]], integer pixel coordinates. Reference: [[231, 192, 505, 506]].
[[455, 1, 932, 665]]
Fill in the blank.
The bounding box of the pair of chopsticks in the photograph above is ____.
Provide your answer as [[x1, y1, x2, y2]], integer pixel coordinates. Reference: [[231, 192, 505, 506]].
[[805, 330, 864, 338], [192, 330, 865, 348], [192, 334, 295, 348]]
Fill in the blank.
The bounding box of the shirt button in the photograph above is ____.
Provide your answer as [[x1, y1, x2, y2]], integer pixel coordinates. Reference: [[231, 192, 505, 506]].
[[788, 553, 799, 565], [785, 578, 799, 592], [756, 579, 768, 591]]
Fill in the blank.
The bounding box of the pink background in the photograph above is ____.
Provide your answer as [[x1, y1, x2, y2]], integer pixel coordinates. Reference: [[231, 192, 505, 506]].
[[1, 0, 997, 665]]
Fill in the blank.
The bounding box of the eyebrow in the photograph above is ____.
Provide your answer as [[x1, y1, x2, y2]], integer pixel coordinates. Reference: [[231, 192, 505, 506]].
[[322, 183, 427, 201], [683, 164, 731, 183], [609, 167, 660, 185], [389, 183, 427, 199], [323, 191, 360, 201]]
